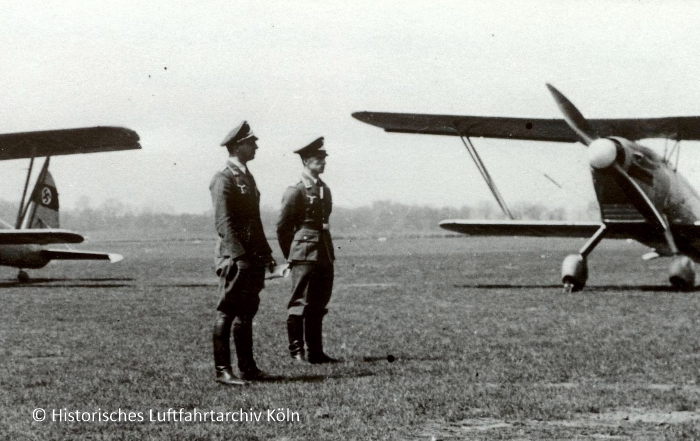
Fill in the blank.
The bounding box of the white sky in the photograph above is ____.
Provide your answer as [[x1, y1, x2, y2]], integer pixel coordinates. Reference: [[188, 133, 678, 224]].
[[1, 0, 700, 215]]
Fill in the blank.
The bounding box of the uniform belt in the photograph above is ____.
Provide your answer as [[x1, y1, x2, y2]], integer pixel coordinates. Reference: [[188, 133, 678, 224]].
[[301, 222, 330, 231]]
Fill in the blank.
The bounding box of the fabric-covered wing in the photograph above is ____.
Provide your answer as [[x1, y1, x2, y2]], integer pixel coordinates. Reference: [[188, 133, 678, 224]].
[[438, 220, 664, 240], [0, 229, 84, 245], [0, 126, 141, 160], [352, 112, 700, 142], [439, 220, 604, 237], [439, 220, 700, 258]]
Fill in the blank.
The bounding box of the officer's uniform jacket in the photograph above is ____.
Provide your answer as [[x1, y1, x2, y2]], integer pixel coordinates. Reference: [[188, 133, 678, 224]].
[[277, 172, 335, 264], [210, 161, 271, 264]]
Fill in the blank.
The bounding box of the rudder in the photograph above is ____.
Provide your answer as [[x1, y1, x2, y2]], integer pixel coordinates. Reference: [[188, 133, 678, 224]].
[[21, 170, 60, 229]]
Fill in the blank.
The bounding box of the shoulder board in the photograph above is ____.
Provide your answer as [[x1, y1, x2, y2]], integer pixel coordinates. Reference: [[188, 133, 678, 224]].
[[285, 181, 305, 195], [300, 175, 316, 188], [224, 165, 242, 176]]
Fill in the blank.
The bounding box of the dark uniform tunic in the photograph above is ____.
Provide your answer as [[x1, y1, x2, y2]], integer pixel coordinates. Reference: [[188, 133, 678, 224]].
[[210, 161, 272, 373], [277, 172, 334, 320]]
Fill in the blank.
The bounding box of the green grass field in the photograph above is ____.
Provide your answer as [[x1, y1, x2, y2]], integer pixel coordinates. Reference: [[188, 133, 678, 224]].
[[2, 236, 700, 440]]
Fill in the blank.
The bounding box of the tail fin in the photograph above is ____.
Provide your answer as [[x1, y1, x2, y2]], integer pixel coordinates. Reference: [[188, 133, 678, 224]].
[[21, 170, 60, 229]]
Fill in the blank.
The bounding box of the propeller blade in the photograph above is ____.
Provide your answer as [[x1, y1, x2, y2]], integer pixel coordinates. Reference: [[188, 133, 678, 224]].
[[546, 84, 596, 145]]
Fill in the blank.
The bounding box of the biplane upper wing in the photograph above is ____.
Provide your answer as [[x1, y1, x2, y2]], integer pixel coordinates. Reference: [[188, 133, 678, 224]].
[[0, 126, 141, 160], [0, 229, 84, 245], [352, 112, 700, 142]]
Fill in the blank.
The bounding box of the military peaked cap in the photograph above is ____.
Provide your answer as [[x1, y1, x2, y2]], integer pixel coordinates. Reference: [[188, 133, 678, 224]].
[[220, 121, 258, 147], [294, 137, 328, 158]]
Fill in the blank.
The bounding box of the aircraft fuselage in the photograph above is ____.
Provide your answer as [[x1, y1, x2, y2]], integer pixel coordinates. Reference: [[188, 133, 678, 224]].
[[0, 244, 50, 269], [0, 220, 51, 268], [592, 137, 700, 260]]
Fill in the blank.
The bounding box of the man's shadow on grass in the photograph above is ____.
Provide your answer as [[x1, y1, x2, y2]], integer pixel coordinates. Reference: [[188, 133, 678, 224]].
[[252, 354, 442, 383], [250, 370, 375, 384], [362, 355, 442, 363]]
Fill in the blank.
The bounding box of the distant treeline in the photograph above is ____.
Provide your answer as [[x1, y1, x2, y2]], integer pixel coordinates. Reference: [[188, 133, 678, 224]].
[[0, 199, 598, 240]]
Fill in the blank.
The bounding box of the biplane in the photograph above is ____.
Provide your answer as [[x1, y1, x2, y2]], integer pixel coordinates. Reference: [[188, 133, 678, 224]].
[[353, 84, 700, 292], [0, 126, 140, 282]]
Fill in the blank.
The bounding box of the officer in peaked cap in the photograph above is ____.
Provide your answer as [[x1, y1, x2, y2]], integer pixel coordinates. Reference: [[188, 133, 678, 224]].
[[220, 121, 258, 147], [277, 137, 339, 364], [293, 137, 327, 158], [210, 121, 277, 385]]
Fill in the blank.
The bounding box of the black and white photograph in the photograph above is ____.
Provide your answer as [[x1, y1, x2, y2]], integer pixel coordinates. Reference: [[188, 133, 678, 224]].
[[3, 0, 700, 439]]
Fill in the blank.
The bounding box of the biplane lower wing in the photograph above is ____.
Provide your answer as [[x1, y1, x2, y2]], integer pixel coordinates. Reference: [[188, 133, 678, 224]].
[[440, 219, 700, 247], [0, 229, 84, 245], [0, 126, 140, 161], [351, 112, 700, 142], [439, 220, 605, 237]]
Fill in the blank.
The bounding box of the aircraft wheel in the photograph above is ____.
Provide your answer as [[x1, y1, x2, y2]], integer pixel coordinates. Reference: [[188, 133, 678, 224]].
[[17, 270, 29, 283], [562, 278, 584, 293], [669, 256, 695, 291], [561, 254, 587, 293]]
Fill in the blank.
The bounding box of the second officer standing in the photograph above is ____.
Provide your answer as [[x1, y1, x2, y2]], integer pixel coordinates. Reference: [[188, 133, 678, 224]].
[[277, 137, 339, 364]]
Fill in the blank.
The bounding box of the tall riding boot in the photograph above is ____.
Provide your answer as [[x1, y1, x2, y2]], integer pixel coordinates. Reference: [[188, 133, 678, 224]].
[[213, 312, 245, 385], [213, 311, 232, 369], [306, 315, 339, 364], [286, 315, 305, 361], [233, 316, 257, 374]]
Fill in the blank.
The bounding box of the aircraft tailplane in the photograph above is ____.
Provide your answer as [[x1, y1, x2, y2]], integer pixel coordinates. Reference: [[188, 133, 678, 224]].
[[21, 170, 60, 230], [40, 249, 123, 263]]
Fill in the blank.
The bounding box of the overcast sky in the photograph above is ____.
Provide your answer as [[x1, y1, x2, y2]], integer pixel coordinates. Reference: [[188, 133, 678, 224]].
[[2, 0, 700, 215]]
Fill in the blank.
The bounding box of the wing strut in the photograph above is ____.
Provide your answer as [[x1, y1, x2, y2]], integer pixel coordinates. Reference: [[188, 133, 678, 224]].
[[458, 135, 514, 220], [17, 157, 51, 229], [664, 139, 681, 172], [16, 157, 35, 228]]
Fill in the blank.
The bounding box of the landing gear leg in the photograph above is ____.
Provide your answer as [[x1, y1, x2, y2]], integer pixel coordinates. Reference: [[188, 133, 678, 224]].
[[561, 225, 607, 293], [17, 270, 29, 283]]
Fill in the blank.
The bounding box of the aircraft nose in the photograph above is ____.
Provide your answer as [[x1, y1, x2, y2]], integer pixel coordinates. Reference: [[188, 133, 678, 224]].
[[587, 138, 617, 169]]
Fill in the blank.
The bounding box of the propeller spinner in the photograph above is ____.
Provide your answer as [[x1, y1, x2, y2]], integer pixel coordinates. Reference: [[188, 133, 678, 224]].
[[587, 138, 617, 169]]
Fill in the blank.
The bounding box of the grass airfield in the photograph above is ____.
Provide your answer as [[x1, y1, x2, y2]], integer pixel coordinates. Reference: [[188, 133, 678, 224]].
[[2, 236, 700, 440]]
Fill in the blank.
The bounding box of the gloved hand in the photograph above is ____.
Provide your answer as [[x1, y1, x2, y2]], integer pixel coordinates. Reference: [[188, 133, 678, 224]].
[[266, 256, 277, 273]]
